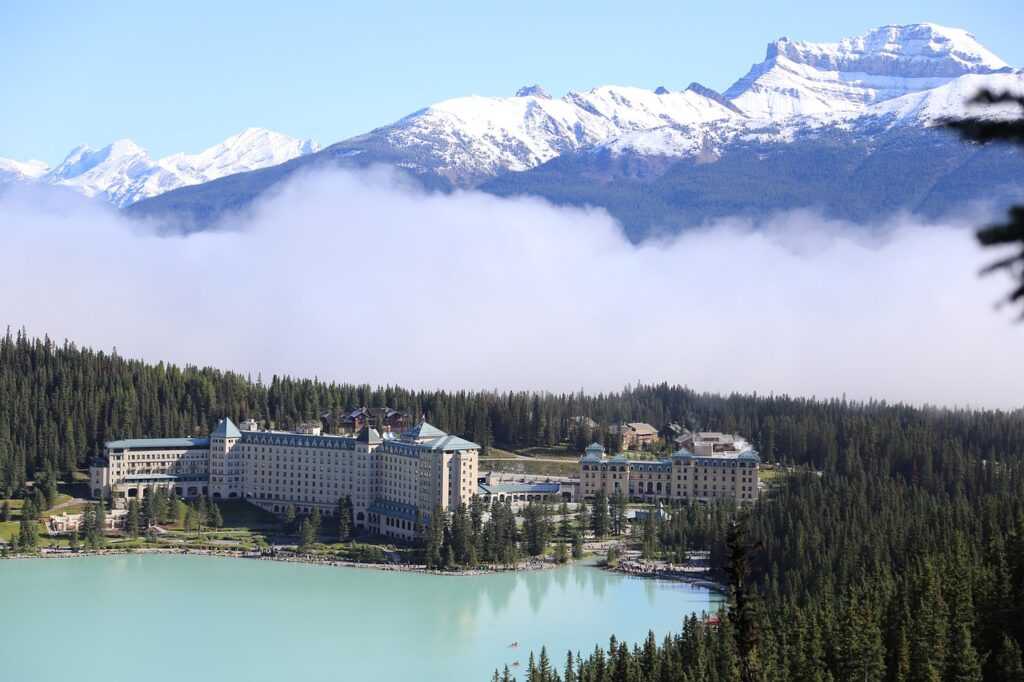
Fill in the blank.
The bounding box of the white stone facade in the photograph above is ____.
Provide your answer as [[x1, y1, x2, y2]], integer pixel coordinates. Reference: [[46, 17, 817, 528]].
[[90, 418, 479, 540], [579, 439, 760, 504]]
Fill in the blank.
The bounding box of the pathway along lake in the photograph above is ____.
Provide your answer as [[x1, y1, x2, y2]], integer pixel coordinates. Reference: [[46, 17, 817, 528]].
[[0, 555, 723, 681]]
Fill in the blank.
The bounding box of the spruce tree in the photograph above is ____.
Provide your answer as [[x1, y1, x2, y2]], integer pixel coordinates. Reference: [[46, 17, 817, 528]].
[[725, 516, 764, 682], [554, 539, 568, 564], [559, 502, 571, 539], [572, 531, 583, 560], [590, 491, 609, 539], [283, 505, 296, 535], [425, 504, 446, 568], [994, 634, 1024, 680], [17, 512, 37, 551], [126, 499, 140, 538], [210, 502, 223, 529], [576, 499, 588, 534], [947, 623, 983, 682]]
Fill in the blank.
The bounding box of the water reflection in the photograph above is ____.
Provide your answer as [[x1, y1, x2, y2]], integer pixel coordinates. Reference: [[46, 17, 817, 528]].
[[0, 556, 721, 682]]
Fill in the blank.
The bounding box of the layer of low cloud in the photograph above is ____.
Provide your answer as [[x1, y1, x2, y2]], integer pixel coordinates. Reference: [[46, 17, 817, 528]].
[[0, 169, 1021, 410]]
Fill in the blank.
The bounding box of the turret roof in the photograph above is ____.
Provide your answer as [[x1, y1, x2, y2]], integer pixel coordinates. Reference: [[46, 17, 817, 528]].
[[211, 418, 242, 439]]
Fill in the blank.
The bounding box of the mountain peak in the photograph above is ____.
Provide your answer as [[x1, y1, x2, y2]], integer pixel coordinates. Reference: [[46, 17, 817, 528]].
[[768, 23, 1011, 77], [725, 23, 1013, 119], [103, 139, 147, 158], [515, 84, 551, 99]]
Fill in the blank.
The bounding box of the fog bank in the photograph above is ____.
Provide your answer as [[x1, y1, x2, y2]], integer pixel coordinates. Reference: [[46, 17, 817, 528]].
[[0, 169, 1020, 409]]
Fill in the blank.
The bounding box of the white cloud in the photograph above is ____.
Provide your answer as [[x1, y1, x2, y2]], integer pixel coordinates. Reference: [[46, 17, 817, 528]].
[[0, 169, 1021, 409]]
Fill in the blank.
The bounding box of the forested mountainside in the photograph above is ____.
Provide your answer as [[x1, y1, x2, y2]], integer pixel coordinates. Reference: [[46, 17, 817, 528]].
[[2, 330, 1023, 680]]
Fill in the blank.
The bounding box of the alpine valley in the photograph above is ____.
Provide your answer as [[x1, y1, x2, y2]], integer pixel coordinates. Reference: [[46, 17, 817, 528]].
[[5, 22, 1024, 238]]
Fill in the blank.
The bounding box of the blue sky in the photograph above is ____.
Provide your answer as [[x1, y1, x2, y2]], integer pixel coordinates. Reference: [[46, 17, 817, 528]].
[[2, 0, 1022, 163]]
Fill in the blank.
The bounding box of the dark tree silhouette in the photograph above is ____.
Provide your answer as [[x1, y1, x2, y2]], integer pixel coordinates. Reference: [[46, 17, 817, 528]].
[[946, 90, 1024, 313]]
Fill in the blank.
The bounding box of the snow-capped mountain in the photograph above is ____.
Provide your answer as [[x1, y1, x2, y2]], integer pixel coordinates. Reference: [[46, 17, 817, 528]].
[[338, 84, 741, 186], [0, 128, 321, 207], [0, 157, 49, 184], [725, 23, 1013, 119], [9, 22, 1023, 235]]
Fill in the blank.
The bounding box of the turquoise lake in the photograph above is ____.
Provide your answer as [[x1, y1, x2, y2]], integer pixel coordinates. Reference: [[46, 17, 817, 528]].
[[0, 555, 722, 681]]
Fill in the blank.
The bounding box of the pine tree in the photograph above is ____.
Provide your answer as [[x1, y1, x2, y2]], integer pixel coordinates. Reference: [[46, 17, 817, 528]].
[[554, 539, 568, 564], [572, 531, 583, 560], [609, 491, 627, 536], [590, 491, 609, 539], [836, 592, 885, 682], [210, 502, 223, 529], [337, 495, 353, 540], [283, 505, 296, 535], [576, 500, 588, 534], [945, 91, 1024, 313], [538, 646, 553, 682], [1, 499, 9, 522], [167, 492, 184, 524], [425, 504, 446, 568], [183, 506, 196, 533], [559, 502, 571, 539], [947, 623, 983, 682], [17, 512, 37, 550], [563, 651, 576, 682], [725, 516, 764, 682], [299, 517, 316, 551], [994, 634, 1024, 680], [126, 498, 141, 538]]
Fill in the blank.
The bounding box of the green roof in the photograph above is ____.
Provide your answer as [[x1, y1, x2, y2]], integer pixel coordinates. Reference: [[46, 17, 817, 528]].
[[211, 417, 242, 439], [106, 438, 210, 450], [403, 421, 447, 441], [356, 426, 383, 444], [427, 435, 480, 452]]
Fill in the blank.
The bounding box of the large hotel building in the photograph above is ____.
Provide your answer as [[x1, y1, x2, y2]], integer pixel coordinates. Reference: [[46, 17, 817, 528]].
[[90, 418, 479, 540], [579, 432, 760, 503]]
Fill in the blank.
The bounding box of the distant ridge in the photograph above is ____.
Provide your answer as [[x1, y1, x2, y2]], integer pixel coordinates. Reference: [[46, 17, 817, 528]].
[[5, 23, 1023, 238]]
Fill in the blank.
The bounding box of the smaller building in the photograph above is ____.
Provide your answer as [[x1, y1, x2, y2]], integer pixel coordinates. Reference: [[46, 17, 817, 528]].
[[678, 432, 748, 456], [609, 422, 659, 450], [477, 471, 576, 506], [477, 482, 562, 506], [321, 407, 407, 434], [580, 434, 759, 504]]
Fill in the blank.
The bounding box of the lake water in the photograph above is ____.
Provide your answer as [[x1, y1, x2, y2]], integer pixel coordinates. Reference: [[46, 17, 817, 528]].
[[0, 555, 722, 681]]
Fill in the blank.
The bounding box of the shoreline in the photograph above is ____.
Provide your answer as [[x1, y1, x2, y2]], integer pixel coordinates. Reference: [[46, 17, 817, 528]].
[[1, 546, 576, 576], [607, 560, 729, 594], [3, 545, 728, 592]]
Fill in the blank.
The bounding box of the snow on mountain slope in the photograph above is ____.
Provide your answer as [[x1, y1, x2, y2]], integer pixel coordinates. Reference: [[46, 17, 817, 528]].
[[10, 22, 1021, 211], [0, 157, 50, 183], [725, 23, 1013, 119], [37, 129, 320, 207], [371, 84, 740, 183], [862, 71, 1024, 126]]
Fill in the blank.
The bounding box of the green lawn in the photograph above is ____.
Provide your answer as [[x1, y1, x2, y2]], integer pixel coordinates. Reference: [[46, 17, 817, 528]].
[[0, 519, 49, 545]]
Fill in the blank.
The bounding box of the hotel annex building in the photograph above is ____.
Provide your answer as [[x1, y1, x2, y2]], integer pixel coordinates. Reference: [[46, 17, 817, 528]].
[[90, 418, 479, 540], [579, 432, 760, 504]]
